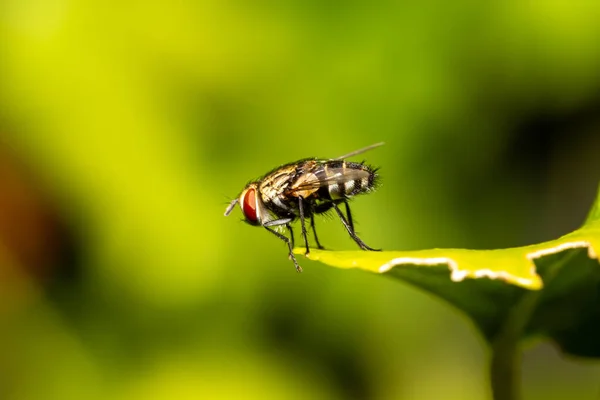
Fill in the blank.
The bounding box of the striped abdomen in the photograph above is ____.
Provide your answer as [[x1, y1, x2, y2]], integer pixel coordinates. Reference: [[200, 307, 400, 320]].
[[317, 160, 377, 199]]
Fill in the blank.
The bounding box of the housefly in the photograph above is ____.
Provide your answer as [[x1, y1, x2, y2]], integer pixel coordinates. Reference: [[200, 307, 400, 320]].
[[225, 142, 383, 272]]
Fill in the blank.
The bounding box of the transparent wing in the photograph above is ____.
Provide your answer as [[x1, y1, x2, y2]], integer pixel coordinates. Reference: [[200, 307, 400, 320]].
[[288, 168, 370, 192], [333, 142, 384, 160]]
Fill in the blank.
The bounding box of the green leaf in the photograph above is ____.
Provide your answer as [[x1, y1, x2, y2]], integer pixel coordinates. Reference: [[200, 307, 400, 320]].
[[294, 184, 600, 359]]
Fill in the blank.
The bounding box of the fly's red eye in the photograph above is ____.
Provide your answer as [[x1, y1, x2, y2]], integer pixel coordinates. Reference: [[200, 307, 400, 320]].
[[242, 188, 258, 222]]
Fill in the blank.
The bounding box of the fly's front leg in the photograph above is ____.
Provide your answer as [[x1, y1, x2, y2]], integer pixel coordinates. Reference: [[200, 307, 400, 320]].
[[264, 221, 302, 273], [286, 223, 296, 260], [286, 223, 295, 249], [297, 196, 311, 256], [333, 202, 380, 251], [264, 218, 301, 270]]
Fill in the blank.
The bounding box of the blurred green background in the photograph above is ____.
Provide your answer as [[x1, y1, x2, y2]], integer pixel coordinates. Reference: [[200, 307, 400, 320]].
[[1, 1, 599, 399]]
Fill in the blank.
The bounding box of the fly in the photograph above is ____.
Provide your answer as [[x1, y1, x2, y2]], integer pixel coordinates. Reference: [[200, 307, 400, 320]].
[[224, 142, 384, 272]]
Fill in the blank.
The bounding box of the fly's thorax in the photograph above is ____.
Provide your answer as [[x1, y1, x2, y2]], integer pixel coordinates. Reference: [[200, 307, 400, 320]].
[[257, 162, 307, 214], [259, 181, 291, 215], [258, 164, 297, 200]]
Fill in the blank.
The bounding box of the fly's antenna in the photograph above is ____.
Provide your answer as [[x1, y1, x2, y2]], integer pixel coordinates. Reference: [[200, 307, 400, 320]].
[[333, 142, 384, 160], [224, 199, 239, 216]]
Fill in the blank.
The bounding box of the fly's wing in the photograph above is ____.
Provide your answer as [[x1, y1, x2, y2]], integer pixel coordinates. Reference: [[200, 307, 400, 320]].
[[287, 142, 382, 195], [332, 142, 384, 161], [287, 168, 370, 193]]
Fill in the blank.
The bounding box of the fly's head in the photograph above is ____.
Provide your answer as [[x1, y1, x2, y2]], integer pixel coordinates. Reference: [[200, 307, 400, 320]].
[[224, 183, 267, 226]]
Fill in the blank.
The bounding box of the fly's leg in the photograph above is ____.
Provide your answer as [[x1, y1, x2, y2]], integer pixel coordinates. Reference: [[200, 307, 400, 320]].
[[265, 226, 302, 273], [286, 223, 295, 249], [332, 201, 381, 251], [312, 202, 333, 250], [264, 218, 293, 228], [297, 196, 311, 256], [344, 201, 354, 232], [263, 218, 299, 265], [310, 214, 325, 250], [286, 223, 295, 260]]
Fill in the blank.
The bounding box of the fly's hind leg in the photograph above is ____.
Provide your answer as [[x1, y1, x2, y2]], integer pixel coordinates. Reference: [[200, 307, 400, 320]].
[[344, 201, 354, 232], [332, 201, 381, 251]]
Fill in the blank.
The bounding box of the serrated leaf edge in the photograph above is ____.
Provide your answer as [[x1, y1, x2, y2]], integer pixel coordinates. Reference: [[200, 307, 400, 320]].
[[378, 239, 597, 290]]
